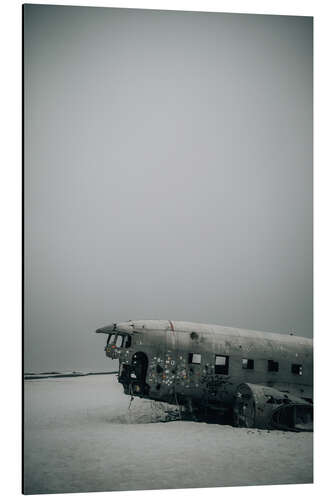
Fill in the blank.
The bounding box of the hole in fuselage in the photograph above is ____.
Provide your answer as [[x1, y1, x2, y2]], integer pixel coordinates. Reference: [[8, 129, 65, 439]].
[[132, 352, 148, 379]]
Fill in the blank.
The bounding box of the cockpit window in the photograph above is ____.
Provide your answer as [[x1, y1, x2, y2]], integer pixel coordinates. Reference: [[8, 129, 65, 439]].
[[108, 334, 116, 345], [108, 334, 131, 349], [116, 335, 124, 348]]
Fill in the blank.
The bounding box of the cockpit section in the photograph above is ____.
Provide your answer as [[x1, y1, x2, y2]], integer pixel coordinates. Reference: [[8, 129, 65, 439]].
[[104, 332, 132, 359]]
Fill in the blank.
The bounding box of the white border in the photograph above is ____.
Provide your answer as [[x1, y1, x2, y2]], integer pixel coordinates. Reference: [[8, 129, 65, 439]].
[[1, 1, 332, 499]]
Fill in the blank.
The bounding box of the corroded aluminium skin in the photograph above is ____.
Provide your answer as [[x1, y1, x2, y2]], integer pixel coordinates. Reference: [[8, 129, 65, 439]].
[[96, 319, 313, 425], [233, 383, 313, 430]]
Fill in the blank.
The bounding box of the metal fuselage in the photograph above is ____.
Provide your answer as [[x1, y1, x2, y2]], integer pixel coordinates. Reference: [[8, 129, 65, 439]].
[[96, 319, 313, 411]]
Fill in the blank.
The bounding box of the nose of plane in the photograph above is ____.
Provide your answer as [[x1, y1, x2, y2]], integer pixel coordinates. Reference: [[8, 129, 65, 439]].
[[95, 324, 116, 334]]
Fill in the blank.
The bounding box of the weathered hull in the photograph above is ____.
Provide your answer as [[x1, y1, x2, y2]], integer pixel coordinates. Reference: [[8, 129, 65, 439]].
[[97, 319, 313, 428], [233, 383, 313, 431]]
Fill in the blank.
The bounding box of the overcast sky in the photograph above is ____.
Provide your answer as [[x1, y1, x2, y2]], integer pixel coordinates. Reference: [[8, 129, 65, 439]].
[[24, 5, 312, 372]]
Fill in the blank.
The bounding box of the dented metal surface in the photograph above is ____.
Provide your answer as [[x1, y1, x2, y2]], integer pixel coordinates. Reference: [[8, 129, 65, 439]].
[[234, 383, 313, 431], [96, 319, 313, 430]]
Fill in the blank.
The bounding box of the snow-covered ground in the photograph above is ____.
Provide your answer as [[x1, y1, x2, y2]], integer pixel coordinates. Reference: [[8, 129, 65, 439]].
[[24, 374, 313, 495]]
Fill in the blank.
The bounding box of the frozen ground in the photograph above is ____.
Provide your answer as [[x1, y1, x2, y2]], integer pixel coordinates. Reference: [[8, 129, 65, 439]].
[[24, 374, 313, 494]]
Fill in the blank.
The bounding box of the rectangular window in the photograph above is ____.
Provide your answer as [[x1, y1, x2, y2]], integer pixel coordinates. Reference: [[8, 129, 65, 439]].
[[115, 335, 124, 348], [267, 360, 279, 372], [242, 358, 254, 369], [109, 333, 116, 345], [215, 355, 229, 375], [291, 364, 303, 375], [188, 353, 201, 364], [124, 335, 132, 348]]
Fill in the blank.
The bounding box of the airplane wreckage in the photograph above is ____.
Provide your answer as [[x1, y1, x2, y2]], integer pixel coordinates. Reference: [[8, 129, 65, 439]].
[[96, 320, 313, 431]]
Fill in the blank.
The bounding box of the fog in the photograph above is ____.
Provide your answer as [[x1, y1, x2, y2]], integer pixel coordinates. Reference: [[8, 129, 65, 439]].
[[24, 6, 312, 372]]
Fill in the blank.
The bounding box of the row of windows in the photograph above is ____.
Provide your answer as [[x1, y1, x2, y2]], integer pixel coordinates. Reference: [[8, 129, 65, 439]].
[[106, 335, 303, 376], [107, 333, 131, 349], [188, 353, 303, 376]]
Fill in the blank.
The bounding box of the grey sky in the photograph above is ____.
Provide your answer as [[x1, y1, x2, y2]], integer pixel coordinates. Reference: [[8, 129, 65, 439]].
[[24, 5, 313, 372]]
